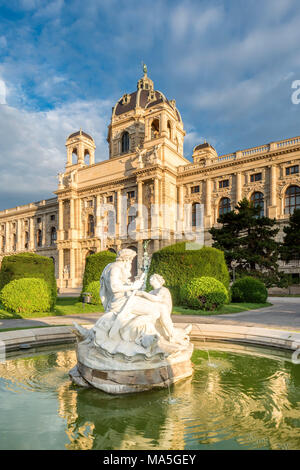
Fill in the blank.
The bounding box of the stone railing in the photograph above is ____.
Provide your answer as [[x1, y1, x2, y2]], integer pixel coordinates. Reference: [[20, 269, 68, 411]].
[[180, 135, 300, 173]]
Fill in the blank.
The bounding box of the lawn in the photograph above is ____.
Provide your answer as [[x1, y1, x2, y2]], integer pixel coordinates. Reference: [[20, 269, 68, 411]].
[[0, 297, 104, 320], [172, 302, 272, 316], [0, 297, 271, 320]]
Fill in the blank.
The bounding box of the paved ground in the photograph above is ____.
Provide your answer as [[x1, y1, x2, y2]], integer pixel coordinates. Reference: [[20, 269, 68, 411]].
[[0, 297, 299, 331]]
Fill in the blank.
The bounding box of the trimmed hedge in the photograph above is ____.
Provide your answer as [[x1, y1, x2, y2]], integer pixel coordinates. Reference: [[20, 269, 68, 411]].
[[231, 276, 268, 303], [180, 277, 229, 311], [0, 253, 57, 309], [147, 243, 230, 305], [85, 281, 101, 305], [81, 250, 117, 299], [0, 278, 51, 314]]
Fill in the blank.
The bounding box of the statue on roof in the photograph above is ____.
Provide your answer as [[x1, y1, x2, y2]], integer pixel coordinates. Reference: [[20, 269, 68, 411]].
[[143, 63, 147, 75]]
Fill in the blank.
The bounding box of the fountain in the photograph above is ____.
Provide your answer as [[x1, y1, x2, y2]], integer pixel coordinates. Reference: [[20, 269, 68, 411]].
[[69, 248, 193, 394]]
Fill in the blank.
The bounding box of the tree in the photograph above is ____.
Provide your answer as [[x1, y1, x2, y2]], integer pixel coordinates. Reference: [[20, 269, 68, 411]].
[[281, 209, 300, 262], [209, 198, 285, 287]]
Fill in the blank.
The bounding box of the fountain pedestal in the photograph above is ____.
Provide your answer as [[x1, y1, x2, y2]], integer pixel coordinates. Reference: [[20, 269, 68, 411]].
[[70, 338, 193, 394], [69, 249, 193, 394]]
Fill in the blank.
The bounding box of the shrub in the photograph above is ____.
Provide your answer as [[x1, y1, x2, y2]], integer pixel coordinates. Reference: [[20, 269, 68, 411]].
[[0, 253, 57, 309], [0, 278, 51, 314], [180, 276, 229, 311], [81, 250, 117, 299], [84, 281, 101, 305], [147, 243, 230, 305], [231, 276, 268, 303]]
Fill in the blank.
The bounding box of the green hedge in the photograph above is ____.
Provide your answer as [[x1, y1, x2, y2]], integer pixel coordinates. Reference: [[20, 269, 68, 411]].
[[85, 281, 101, 305], [231, 276, 268, 303], [0, 278, 51, 314], [81, 250, 117, 299], [180, 276, 229, 310], [0, 253, 57, 309], [147, 243, 230, 305]]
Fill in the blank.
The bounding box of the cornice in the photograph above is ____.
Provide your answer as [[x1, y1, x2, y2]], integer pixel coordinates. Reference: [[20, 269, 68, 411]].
[[178, 145, 300, 179]]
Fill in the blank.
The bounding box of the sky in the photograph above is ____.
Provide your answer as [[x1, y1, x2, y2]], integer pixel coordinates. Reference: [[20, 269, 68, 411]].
[[0, 0, 300, 210]]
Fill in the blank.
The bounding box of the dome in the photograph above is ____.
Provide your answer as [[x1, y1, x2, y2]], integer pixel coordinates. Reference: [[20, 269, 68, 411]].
[[112, 67, 182, 122], [194, 142, 216, 152], [67, 130, 94, 142]]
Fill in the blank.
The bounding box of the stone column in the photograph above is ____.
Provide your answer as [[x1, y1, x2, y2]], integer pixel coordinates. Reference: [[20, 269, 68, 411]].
[[268, 165, 277, 218], [151, 177, 160, 237], [176, 185, 184, 236], [205, 179, 212, 216], [137, 180, 143, 232], [66, 148, 72, 166], [161, 112, 167, 137], [271, 165, 277, 206], [29, 217, 34, 250], [5, 222, 10, 253], [58, 248, 64, 289], [236, 172, 242, 203], [42, 214, 46, 246], [70, 198, 75, 230], [58, 200, 64, 241], [17, 219, 22, 251], [70, 248, 75, 286], [116, 189, 122, 237]]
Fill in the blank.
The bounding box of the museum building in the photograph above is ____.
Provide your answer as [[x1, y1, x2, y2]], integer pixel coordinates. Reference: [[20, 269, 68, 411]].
[[0, 67, 300, 292]]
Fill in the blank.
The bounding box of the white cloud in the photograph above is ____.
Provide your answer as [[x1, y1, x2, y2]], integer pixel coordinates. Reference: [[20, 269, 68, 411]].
[[0, 96, 112, 207], [0, 79, 6, 104]]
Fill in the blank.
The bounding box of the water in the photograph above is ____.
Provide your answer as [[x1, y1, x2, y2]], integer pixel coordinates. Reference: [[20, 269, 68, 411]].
[[0, 342, 299, 450]]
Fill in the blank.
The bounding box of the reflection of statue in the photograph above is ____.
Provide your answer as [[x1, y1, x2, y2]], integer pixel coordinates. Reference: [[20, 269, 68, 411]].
[[71, 248, 193, 394]]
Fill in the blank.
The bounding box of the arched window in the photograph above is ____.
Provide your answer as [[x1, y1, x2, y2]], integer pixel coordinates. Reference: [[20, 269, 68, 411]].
[[24, 231, 29, 249], [127, 207, 136, 234], [219, 197, 231, 216], [1, 236, 5, 252], [88, 215, 95, 237], [50, 256, 55, 268], [121, 132, 130, 153], [251, 192, 264, 217], [151, 119, 160, 139], [285, 185, 300, 215], [167, 120, 172, 139], [72, 147, 77, 164], [37, 229, 42, 247], [84, 149, 90, 165], [50, 227, 57, 245], [191, 203, 200, 227]]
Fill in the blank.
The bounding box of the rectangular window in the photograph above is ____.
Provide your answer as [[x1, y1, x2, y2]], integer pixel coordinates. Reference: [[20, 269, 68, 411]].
[[37, 217, 41, 223], [219, 179, 229, 189], [107, 195, 113, 203], [286, 165, 299, 176], [50, 214, 55, 221], [191, 185, 200, 194], [127, 191, 135, 199], [250, 173, 262, 182]]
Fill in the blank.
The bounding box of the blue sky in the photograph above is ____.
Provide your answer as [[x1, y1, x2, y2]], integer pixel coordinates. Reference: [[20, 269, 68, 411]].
[[0, 0, 300, 209]]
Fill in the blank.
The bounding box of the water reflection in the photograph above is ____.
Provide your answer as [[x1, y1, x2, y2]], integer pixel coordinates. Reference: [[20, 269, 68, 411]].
[[0, 343, 299, 450]]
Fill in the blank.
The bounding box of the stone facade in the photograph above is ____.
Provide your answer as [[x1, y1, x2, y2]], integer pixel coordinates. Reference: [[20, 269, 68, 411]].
[[1, 69, 300, 290]]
